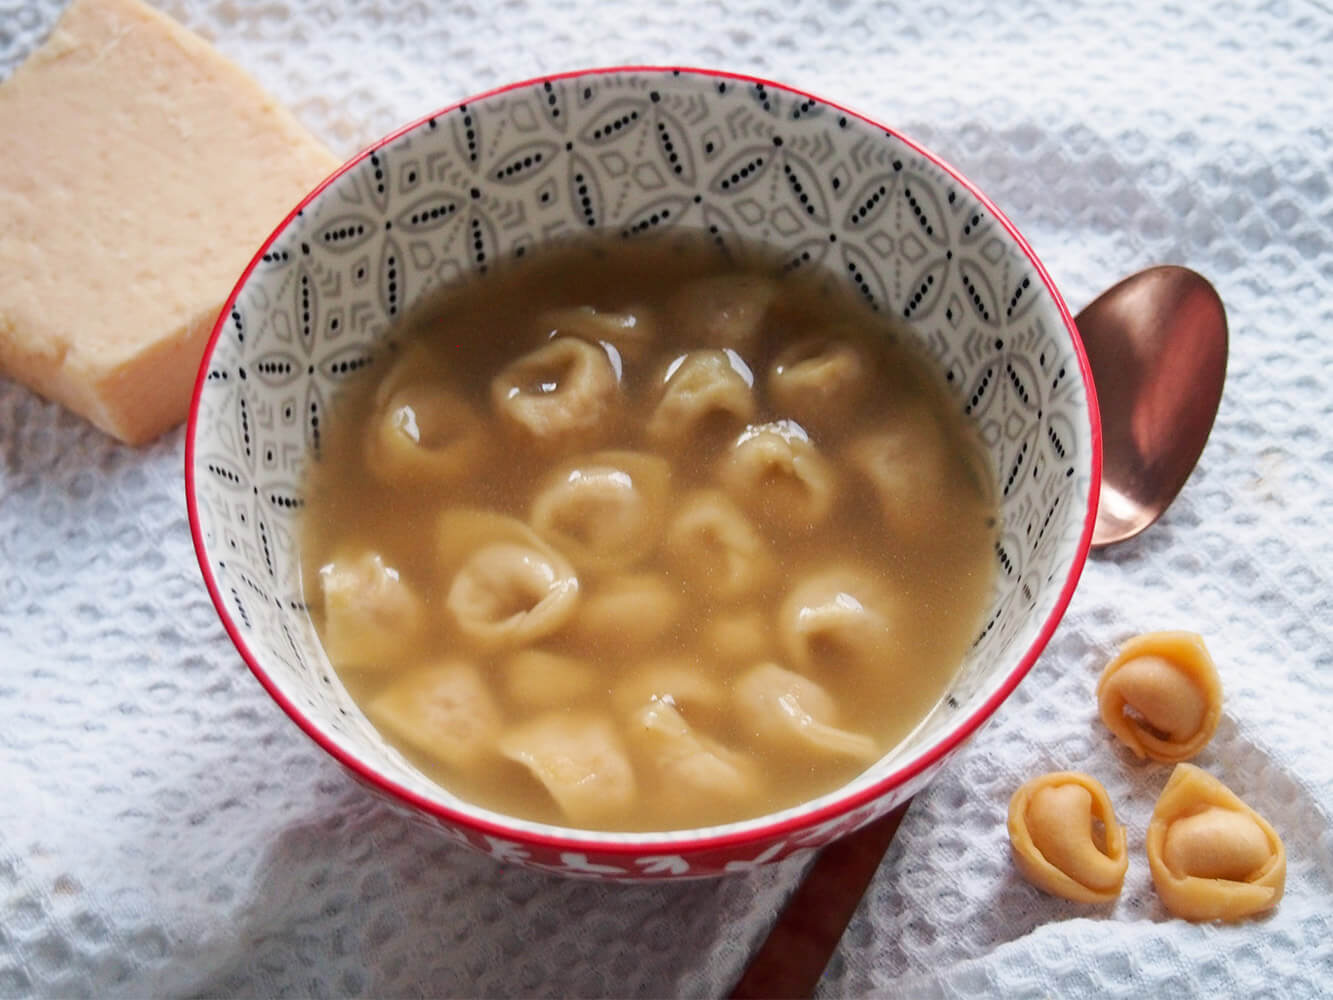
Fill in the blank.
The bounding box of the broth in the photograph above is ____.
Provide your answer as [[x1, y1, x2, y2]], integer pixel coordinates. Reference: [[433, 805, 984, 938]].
[[299, 232, 998, 831]]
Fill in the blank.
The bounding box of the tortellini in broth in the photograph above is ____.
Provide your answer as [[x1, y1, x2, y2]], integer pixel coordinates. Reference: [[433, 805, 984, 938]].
[[367, 383, 489, 486], [667, 273, 778, 354], [300, 234, 998, 831], [542, 304, 657, 365], [499, 712, 637, 826], [735, 663, 880, 762], [530, 451, 671, 573], [501, 649, 599, 713], [698, 606, 774, 666], [664, 489, 776, 603], [316, 550, 426, 669], [718, 420, 838, 534], [491, 337, 621, 453], [365, 341, 489, 486], [626, 699, 761, 811], [369, 660, 502, 769], [611, 656, 729, 725], [437, 510, 580, 652], [565, 572, 682, 655], [646, 348, 757, 450], [846, 400, 994, 549], [779, 567, 903, 676], [768, 330, 874, 435]]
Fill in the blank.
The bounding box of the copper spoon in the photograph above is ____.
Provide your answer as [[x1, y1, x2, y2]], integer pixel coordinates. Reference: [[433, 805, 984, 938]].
[[730, 265, 1228, 999], [1083, 266, 1228, 547]]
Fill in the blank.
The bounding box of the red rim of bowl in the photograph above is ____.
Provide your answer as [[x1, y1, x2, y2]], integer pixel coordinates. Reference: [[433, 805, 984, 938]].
[[185, 65, 1102, 858]]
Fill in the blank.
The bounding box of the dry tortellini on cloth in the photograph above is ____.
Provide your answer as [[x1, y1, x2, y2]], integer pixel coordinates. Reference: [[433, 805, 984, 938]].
[[1146, 763, 1286, 922], [1008, 771, 1129, 903], [1097, 630, 1223, 762], [1009, 762, 1287, 920], [1009, 631, 1285, 921], [302, 244, 1000, 830]]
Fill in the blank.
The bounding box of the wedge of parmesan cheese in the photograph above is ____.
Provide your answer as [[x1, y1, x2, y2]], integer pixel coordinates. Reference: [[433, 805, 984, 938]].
[[0, 0, 339, 444]]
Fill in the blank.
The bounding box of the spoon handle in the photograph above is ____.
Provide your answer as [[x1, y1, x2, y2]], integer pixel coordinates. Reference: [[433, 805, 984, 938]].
[[729, 801, 911, 999]]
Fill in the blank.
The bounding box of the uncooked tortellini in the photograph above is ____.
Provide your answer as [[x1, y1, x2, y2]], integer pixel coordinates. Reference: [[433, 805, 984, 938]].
[[664, 489, 775, 602], [529, 450, 671, 573], [499, 712, 636, 825], [646, 349, 757, 449], [317, 550, 425, 668], [779, 567, 899, 675], [491, 337, 620, 452], [369, 660, 501, 769], [1007, 771, 1129, 903], [734, 662, 879, 761], [1146, 763, 1285, 922], [1097, 631, 1222, 762], [439, 509, 580, 650], [718, 420, 837, 534]]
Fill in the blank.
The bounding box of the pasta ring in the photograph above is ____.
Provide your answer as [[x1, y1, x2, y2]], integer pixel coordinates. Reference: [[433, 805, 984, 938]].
[[1146, 763, 1285, 922], [1097, 631, 1222, 762], [1007, 771, 1129, 904]]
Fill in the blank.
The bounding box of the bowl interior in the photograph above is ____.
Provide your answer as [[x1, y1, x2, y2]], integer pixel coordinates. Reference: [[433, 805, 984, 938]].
[[187, 67, 1096, 849]]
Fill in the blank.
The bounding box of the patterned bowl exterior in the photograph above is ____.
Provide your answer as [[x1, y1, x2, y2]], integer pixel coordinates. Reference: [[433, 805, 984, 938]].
[[186, 67, 1098, 880]]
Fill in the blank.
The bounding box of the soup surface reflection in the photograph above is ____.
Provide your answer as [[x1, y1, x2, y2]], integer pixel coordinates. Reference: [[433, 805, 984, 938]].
[[300, 233, 998, 831]]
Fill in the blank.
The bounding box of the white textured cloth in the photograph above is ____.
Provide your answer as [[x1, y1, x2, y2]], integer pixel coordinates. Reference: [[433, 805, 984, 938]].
[[2, 0, 1332, 996]]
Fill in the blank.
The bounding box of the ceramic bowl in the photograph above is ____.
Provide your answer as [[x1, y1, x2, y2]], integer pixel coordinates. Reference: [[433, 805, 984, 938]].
[[186, 67, 1099, 879]]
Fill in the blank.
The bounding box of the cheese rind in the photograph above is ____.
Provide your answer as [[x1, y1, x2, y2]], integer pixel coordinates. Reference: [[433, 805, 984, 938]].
[[0, 0, 340, 444]]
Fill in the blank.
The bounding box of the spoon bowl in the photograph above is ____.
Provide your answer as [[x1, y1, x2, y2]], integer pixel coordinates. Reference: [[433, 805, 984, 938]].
[[1082, 266, 1228, 547]]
